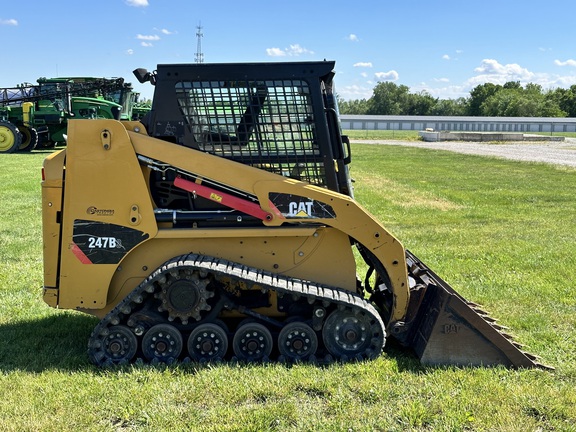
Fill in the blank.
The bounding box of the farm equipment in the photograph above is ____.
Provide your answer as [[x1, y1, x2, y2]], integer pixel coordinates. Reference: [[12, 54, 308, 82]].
[[52, 76, 147, 121], [1, 77, 139, 153], [41, 61, 545, 368]]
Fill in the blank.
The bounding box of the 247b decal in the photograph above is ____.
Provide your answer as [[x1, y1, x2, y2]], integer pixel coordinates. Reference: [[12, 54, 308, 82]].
[[71, 220, 149, 264]]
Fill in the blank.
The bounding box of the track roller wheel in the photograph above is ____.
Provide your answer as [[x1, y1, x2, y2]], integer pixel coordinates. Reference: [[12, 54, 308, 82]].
[[322, 308, 383, 361], [278, 321, 318, 362], [142, 324, 183, 363], [0, 121, 21, 153], [233, 322, 273, 361], [95, 325, 138, 365], [187, 322, 229, 362]]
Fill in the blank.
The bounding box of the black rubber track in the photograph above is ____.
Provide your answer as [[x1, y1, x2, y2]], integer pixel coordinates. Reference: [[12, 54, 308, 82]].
[[88, 254, 386, 366]]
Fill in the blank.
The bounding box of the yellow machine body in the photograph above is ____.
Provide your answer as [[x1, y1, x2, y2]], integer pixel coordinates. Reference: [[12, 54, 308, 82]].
[[41, 61, 545, 367], [42, 120, 407, 318]]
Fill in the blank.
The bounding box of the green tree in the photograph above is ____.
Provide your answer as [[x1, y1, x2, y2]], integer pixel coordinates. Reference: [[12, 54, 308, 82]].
[[336, 80, 572, 118], [405, 91, 437, 115], [430, 98, 468, 116], [547, 85, 576, 117], [366, 82, 410, 115], [481, 85, 565, 117], [503, 81, 522, 90], [337, 97, 369, 114], [467, 83, 502, 115]]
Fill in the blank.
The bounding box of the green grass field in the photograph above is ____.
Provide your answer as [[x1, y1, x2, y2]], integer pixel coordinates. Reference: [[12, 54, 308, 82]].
[[0, 144, 575, 431]]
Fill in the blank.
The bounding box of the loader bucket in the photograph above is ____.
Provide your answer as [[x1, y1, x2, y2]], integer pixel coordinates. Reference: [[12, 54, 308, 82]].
[[400, 251, 549, 369]]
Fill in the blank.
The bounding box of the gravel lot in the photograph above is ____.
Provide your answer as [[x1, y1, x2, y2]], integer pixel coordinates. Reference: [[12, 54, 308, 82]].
[[353, 138, 576, 168]]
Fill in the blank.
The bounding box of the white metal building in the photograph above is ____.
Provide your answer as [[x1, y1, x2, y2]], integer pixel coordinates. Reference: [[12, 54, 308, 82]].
[[339, 115, 576, 133]]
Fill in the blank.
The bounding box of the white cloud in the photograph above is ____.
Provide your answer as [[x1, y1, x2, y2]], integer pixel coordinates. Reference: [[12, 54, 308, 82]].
[[266, 47, 286, 57], [443, 50, 464, 61], [360, 72, 368, 78], [547, 75, 576, 88], [353, 62, 373, 68], [338, 84, 372, 100], [374, 70, 399, 81], [555, 59, 576, 67], [287, 44, 313, 55], [471, 59, 534, 84], [451, 58, 573, 97], [141, 42, 153, 47], [136, 34, 160, 41], [347, 34, 359, 42], [125, 0, 148, 6], [266, 44, 313, 57], [340, 57, 576, 101], [161, 28, 176, 35], [0, 18, 18, 26], [414, 83, 469, 99], [412, 58, 576, 100], [126, 49, 134, 55]]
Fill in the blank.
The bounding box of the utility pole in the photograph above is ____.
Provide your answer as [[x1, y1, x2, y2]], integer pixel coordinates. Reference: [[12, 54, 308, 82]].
[[195, 23, 204, 64]]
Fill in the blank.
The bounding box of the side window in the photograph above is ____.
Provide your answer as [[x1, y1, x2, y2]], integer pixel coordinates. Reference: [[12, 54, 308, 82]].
[[175, 80, 326, 186]]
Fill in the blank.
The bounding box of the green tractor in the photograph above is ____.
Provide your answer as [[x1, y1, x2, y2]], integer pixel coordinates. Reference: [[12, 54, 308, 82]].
[[0, 77, 137, 153], [41, 76, 151, 121], [0, 85, 37, 153]]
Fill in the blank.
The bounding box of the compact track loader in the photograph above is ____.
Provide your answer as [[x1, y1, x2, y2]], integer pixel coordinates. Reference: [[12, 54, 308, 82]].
[[41, 61, 544, 367]]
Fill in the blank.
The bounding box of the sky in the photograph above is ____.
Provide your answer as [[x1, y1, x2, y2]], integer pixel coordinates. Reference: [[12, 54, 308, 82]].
[[2, 0, 576, 102]]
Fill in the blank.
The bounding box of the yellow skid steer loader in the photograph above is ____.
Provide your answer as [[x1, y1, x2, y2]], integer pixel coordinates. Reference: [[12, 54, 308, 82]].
[[41, 61, 545, 367]]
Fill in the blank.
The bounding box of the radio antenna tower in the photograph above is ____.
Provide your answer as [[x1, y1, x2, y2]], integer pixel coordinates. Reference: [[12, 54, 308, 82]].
[[195, 23, 204, 63]]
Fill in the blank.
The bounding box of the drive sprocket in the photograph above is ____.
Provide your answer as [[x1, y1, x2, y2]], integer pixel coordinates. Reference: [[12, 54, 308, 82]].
[[155, 268, 214, 324]]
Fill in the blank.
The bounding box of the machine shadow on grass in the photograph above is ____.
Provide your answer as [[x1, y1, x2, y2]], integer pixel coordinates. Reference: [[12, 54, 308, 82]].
[[0, 313, 98, 372], [0, 314, 425, 373]]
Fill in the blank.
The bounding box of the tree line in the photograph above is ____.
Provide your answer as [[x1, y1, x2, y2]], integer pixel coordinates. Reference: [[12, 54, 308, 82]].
[[337, 81, 576, 117]]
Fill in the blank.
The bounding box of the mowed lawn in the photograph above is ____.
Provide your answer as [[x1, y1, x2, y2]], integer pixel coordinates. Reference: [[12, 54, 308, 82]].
[[0, 143, 574, 431]]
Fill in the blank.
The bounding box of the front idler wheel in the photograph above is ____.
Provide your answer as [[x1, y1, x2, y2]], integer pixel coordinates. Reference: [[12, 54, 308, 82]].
[[187, 322, 229, 362], [322, 308, 383, 361], [142, 324, 183, 363], [233, 322, 273, 361]]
